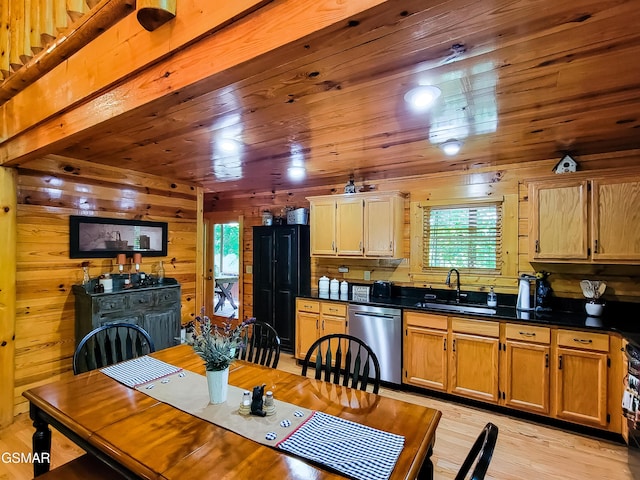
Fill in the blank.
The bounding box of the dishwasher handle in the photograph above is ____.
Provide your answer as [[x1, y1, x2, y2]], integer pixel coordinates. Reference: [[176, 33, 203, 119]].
[[352, 311, 399, 320]]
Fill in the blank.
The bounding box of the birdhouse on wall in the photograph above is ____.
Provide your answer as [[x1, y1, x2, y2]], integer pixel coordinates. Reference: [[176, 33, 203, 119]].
[[552, 154, 578, 174]]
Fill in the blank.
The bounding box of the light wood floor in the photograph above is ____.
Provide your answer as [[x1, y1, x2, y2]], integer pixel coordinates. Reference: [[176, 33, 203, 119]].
[[2, 354, 639, 479]]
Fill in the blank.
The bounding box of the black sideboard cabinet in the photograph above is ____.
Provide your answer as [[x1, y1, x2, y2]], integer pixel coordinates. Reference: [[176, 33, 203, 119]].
[[253, 225, 310, 352], [72, 276, 181, 350]]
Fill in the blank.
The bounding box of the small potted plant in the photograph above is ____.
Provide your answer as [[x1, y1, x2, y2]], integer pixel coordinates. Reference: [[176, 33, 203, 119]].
[[580, 280, 606, 317], [187, 309, 254, 404]]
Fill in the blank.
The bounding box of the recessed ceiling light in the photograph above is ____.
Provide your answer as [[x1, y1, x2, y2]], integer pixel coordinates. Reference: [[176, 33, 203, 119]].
[[441, 139, 462, 156], [218, 138, 242, 154], [287, 165, 306, 180], [404, 85, 441, 111]]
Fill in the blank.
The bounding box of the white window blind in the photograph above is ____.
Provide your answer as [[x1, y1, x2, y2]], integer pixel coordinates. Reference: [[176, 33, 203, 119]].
[[423, 203, 502, 270]]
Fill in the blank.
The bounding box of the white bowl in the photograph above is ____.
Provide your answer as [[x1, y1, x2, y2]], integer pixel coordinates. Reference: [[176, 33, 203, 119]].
[[585, 302, 604, 316]]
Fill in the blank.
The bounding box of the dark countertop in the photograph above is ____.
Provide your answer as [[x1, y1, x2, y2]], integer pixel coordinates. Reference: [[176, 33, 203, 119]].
[[72, 275, 179, 296], [300, 286, 640, 347]]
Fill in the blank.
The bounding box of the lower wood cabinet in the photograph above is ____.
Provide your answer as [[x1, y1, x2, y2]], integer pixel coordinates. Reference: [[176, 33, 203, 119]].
[[503, 324, 551, 414], [553, 329, 609, 427], [403, 311, 621, 433], [404, 312, 448, 391], [295, 299, 347, 360], [449, 318, 500, 403]]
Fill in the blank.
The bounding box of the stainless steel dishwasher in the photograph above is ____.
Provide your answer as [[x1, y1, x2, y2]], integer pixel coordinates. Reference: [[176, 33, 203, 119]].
[[348, 304, 402, 384]]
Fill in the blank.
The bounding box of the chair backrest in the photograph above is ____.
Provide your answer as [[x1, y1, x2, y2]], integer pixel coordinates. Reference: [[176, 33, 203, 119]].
[[301, 334, 381, 394], [237, 321, 281, 368], [454, 422, 499, 480], [73, 323, 155, 374]]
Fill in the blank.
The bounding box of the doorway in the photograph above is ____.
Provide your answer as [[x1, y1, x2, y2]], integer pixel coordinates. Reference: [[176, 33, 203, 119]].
[[205, 215, 242, 319]]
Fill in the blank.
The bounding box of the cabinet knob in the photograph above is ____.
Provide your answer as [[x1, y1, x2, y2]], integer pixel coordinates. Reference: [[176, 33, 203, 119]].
[[573, 338, 593, 344], [535, 239, 540, 253], [594, 239, 599, 253]]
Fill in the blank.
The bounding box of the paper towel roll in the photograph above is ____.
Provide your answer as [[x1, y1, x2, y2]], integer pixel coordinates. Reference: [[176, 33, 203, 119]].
[[517, 278, 530, 310]]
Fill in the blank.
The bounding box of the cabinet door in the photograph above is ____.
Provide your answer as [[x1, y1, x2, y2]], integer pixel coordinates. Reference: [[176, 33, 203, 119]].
[[529, 180, 588, 260], [449, 333, 499, 403], [404, 326, 448, 391], [554, 347, 608, 426], [336, 198, 364, 256], [321, 313, 346, 336], [504, 340, 550, 414], [364, 196, 396, 257], [252, 228, 275, 326], [141, 310, 180, 350], [296, 311, 319, 360], [309, 199, 336, 255], [273, 227, 300, 352], [592, 178, 640, 261]]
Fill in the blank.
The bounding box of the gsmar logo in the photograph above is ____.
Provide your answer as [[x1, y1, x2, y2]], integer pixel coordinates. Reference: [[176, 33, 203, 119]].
[[1, 452, 50, 463]]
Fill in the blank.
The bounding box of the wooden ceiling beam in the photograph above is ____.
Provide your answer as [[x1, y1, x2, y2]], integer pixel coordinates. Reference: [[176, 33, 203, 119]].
[[0, 0, 387, 166]]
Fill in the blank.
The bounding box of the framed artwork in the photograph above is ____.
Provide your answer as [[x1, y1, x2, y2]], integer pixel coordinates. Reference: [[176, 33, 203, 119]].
[[69, 216, 168, 258]]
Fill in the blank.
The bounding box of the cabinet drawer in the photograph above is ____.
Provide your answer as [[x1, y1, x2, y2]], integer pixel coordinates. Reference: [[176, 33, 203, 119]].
[[95, 296, 127, 313], [505, 324, 550, 344], [129, 291, 154, 307], [405, 311, 447, 330], [557, 329, 609, 352], [156, 288, 180, 305], [321, 302, 346, 317], [297, 299, 320, 313], [451, 317, 499, 337]]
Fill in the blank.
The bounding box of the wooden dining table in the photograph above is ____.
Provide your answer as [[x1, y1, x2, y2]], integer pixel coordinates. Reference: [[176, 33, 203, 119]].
[[24, 344, 441, 480]]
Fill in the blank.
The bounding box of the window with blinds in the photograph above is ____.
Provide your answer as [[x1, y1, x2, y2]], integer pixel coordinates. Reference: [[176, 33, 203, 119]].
[[422, 203, 502, 271]]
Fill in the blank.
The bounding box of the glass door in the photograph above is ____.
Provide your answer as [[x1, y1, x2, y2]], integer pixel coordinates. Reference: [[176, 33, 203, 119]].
[[205, 215, 242, 319]]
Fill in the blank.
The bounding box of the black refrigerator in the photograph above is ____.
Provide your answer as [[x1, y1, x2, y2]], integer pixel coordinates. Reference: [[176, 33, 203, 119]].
[[252, 225, 310, 352]]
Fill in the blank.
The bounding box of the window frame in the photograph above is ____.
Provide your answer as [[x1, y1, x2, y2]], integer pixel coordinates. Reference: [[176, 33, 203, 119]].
[[409, 194, 518, 285], [422, 201, 503, 274]]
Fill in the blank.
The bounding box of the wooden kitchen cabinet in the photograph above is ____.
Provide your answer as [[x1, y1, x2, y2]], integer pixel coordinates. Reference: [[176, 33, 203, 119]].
[[529, 179, 588, 261], [336, 196, 364, 255], [591, 177, 640, 261], [294, 299, 347, 360], [449, 317, 500, 403], [404, 312, 448, 391], [553, 329, 609, 427], [529, 175, 640, 263], [402, 311, 621, 432], [308, 198, 337, 255], [503, 324, 551, 414], [307, 191, 404, 258]]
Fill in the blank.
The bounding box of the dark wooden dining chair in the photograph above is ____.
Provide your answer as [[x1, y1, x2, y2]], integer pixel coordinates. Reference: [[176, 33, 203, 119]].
[[237, 321, 281, 368], [419, 422, 498, 480], [301, 333, 381, 394], [73, 323, 155, 374]]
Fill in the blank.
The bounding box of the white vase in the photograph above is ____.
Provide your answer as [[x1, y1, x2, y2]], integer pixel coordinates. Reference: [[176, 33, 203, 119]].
[[206, 367, 229, 404]]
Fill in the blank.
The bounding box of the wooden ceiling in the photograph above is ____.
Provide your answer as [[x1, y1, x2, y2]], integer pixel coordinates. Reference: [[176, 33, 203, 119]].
[[36, 0, 640, 194]]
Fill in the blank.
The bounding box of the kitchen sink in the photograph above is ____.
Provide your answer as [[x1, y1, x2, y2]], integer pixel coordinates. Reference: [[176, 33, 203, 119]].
[[414, 301, 497, 315]]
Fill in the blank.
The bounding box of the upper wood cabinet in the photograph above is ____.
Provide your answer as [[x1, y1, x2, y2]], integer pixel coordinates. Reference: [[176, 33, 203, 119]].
[[529, 175, 640, 263], [307, 191, 405, 258]]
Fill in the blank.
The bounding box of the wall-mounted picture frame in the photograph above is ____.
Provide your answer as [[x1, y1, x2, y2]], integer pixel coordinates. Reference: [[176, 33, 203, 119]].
[[69, 216, 168, 258]]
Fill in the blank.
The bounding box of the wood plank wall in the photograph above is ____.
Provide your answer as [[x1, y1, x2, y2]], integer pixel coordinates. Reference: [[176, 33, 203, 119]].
[[0, 168, 17, 427], [12, 155, 199, 415], [206, 150, 640, 319]]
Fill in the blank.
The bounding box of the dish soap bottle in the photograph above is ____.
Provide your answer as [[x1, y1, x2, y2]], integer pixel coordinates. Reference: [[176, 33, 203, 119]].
[[487, 286, 497, 307]]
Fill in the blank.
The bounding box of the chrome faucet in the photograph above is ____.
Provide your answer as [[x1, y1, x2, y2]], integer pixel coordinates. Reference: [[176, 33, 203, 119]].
[[446, 268, 461, 303]]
